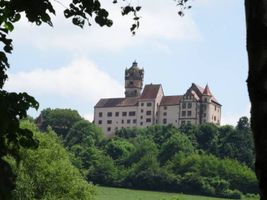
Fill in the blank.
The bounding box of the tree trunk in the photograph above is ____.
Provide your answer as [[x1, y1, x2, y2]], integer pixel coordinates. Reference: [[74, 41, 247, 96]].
[[245, 0, 267, 199]]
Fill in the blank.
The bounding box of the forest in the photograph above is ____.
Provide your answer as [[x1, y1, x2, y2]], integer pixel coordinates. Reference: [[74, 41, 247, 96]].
[[5, 108, 258, 199]]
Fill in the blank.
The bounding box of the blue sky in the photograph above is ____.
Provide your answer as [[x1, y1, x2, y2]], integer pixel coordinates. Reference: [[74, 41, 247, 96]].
[[4, 0, 249, 125]]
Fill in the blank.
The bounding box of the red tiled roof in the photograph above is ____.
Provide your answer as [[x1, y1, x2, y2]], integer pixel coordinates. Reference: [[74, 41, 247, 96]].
[[140, 84, 161, 100], [95, 83, 221, 108], [202, 84, 221, 105], [95, 97, 139, 108], [191, 83, 221, 105], [160, 95, 182, 106], [203, 85, 212, 96]]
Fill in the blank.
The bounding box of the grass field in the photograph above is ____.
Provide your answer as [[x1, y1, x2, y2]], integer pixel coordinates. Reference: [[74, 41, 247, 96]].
[[96, 186, 257, 200]]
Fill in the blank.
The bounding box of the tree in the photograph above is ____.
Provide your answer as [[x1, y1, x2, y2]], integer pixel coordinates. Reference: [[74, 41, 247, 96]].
[[36, 108, 82, 138], [245, 1, 267, 198], [1, 0, 267, 198], [195, 123, 218, 153], [105, 139, 135, 161], [159, 132, 194, 164], [0, 91, 39, 199], [9, 120, 95, 200], [65, 119, 104, 148], [0, 1, 140, 198], [124, 136, 158, 167], [236, 116, 250, 132]]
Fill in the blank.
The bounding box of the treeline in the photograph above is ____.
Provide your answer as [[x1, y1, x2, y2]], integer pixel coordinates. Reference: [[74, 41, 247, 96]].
[[34, 108, 258, 199], [7, 120, 95, 200]]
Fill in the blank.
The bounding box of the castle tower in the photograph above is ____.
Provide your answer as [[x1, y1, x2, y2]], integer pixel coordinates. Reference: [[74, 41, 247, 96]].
[[125, 61, 144, 97], [203, 84, 212, 97], [201, 84, 212, 123]]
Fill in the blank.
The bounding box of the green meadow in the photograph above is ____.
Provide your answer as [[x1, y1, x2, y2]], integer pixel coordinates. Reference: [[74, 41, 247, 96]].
[[96, 187, 258, 200]]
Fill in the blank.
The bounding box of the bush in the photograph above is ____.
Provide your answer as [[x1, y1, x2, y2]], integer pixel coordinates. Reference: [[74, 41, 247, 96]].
[[223, 189, 242, 199], [10, 121, 95, 200]]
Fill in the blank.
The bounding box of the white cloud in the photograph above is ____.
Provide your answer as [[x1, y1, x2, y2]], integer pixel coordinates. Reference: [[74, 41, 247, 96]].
[[10, 0, 201, 53], [5, 58, 124, 104]]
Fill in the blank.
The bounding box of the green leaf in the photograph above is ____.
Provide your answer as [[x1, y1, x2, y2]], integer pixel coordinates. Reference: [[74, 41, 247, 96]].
[[136, 6, 141, 11], [4, 22, 14, 32]]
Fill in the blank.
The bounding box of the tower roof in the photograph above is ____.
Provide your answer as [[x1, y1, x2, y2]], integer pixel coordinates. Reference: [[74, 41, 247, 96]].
[[203, 84, 212, 96], [189, 83, 221, 105], [132, 60, 138, 68], [128, 60, 142, 70]]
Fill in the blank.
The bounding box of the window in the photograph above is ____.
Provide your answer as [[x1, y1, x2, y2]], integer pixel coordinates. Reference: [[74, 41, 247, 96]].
[[133, 119, 137, 124], [187, 121, 191, 125], [141, 109, 144, 113], [188, 102, 192, 108], [107, 127, 111, 132], [163, 118, 167, 124], [115, 112, 119, 117], [187, 111, 192, 116], [127, 119, 131, 124], [164, 106, 167, 110], [215, 106, 217, 111], [140, 115, 143, 119], [214, 116, 217, 121], [107, 112, 112, 117], [182, 103, 186, 109], [203, 113, 206, 117], [182, 111, 186, 117], [99, 112, 103, 117], [181, 121, 185, 125], [98, 120, 102, 124], [140, 122, 143, 125], [147, 102, 152, 107], [122, 112, 127, 116], [107, 120, 112, 124], [146, 110, 152, 115], [129, 111, 136, 116], [146, 118, 151, 123], [121, 120, 124, 124], [163, 112, 167, 116], [141, 102, 144, 106]]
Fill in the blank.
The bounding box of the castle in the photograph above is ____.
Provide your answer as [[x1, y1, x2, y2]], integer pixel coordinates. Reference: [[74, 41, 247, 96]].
[[94, 61, 221, 136]]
